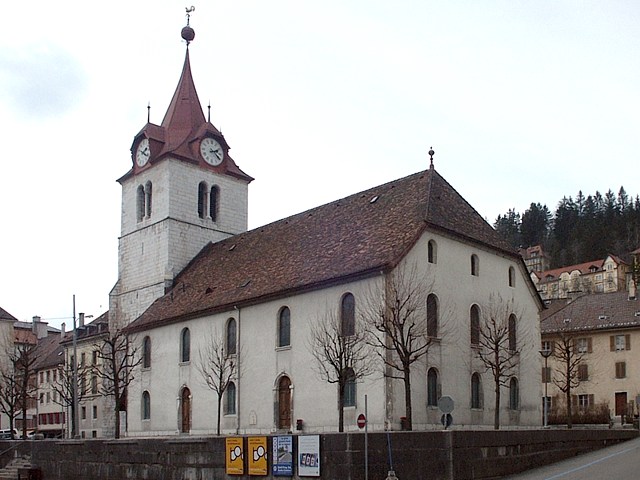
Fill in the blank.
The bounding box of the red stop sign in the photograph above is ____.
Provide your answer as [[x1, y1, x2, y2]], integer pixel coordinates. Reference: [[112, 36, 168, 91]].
[[357, 413, 366, 429]]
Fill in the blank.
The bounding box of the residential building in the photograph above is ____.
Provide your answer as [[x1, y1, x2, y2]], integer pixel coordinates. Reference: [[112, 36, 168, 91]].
[[32, 331, 65, 438], [519, 245, 550, 274]]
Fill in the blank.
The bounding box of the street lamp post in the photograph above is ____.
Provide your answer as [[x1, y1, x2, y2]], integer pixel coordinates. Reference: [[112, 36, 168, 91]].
[[539, 348, 552, 428]]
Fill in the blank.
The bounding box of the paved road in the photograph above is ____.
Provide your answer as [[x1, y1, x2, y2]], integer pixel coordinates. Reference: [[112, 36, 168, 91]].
[[504, 435, 640, 480]]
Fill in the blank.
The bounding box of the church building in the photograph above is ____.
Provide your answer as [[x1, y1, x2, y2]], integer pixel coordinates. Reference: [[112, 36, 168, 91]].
[[114, 20, 543, 436]]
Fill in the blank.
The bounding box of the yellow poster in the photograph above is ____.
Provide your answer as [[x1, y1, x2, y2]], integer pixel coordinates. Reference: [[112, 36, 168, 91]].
[[226, 437, 244, 475], [248, 436, 268, 476]]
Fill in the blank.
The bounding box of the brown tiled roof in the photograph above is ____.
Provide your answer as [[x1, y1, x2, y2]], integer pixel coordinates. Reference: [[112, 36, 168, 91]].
[[33, 334, 64, 371], [541, 291, 640, 334], [127, 167, 520, 333], [60, 311, 109, 344], [0, 307, 17, 322], [537, 259, 605, 284]]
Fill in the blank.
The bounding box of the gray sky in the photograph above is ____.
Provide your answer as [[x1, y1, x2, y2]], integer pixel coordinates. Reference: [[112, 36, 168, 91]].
[[1, 1, 638, 328]]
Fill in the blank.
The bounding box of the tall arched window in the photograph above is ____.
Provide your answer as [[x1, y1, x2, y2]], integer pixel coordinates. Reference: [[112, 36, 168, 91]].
[[508, 314, 517, 351], [142, 336, 151, 368], [471, 254, 479, 276], [508, 266, 516, 287], [427, 368, 439, 407], [180, 328, 190, 363], [210, 186, 219, 221], [509, 377, 519, 410], [428, 240, 437, 264], [145, 181, 152, 218], [427, 294, 439, 338], [198, 181, 208, 218], [278, 307, 291, 347], [340, 293, 355, 336], [471, 372, 482, 409], [344, 368, 356, 408], [470, 304, 480, 346], [225, 382, 236, 415], [226, 318, 237, 355], [142, 391, 151, 420], [136, 185, 145, 222]]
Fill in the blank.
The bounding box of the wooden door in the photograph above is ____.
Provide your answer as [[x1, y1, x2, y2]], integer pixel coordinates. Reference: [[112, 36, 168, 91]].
[[615, 392, 627, 416], [181, 387, 191, 433], [278, 376, 291, 430]]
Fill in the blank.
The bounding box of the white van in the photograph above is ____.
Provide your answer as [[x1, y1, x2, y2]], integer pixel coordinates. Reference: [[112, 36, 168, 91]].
[[0, 429, 17, 439]]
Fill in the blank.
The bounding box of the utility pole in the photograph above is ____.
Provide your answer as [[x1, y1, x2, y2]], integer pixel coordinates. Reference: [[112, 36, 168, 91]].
[[72, 296, 79, 438]]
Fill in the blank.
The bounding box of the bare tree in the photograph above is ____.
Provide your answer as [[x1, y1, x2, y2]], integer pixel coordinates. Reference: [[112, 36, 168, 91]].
[[308, 310, 375, 432], [51, 362, 90, 436], [361, 265, 437, 431], [0, 365, 19, 435], [11, 342, 38, 439], [196, 329, 238, 435], [475, 294, 521, 430], [552, 333, 585, 429], [92, 329, 141, 438]]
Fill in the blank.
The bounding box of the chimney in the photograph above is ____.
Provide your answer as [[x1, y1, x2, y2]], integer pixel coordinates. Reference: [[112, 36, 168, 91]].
[[31, 316, 41, 333], [79, 312, 85, 328], [61, 322, 66, 337], [630, 279, 637, 301], [32, 316, 48, 339]]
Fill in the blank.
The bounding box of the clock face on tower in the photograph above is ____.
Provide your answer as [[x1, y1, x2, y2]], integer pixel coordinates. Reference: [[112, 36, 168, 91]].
[[200, 137, 224, 166], [136, 138, 151, 167]]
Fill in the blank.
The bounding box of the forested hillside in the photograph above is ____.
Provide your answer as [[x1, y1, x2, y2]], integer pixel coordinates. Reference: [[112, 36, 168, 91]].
[[494, 187, 640, 269]]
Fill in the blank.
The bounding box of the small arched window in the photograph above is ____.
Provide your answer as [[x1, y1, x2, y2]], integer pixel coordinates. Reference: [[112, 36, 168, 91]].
[[428, 240, 437, 264], [471, 254, 479, 276], [180, 328, 190, 363], [427, 368, 439, 407], [142, 391, 151, 420], [340, 293, 355, 337], [225, 382, 237, 415], [210, 186, 219, 221], [509, 377, 519, 410], [508, 266, 516, 287], [470, 304, 480, 346], [426, 294, 439, 338], [226, 318, 237, 355], [142, 336, 151, 368], [136, 185, 145, 222], [344, 368, 356, 408], [198, 181, 208, 218], [508, 314, 517, 351], [471, 372, 482, 409], [145, 181, 152, 218], [278, 307, 291, 347]]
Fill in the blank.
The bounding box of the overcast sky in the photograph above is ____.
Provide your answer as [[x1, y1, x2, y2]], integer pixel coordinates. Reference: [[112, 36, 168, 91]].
[[1, 1, 638, 329]]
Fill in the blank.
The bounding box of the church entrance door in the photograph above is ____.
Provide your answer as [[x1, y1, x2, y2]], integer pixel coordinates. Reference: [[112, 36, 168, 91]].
[[278, 376, 291, 430], [181, 387, 191, 433]]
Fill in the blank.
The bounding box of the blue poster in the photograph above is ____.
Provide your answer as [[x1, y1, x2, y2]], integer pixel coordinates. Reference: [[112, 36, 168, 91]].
[[272, 435, 293, 476]]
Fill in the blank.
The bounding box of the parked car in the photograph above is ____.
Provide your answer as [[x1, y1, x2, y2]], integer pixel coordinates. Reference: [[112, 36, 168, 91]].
[[0, 429, 17, 439]]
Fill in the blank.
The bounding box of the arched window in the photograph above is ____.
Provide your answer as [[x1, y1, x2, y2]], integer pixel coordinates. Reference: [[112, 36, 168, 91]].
[[471, 254, 479, 276], [142, 391, 151, 420], [278, 307, 291, 347], [470, 304, 480, 346], [427, 368, 439, 407], [343, 368, 356, 408], [225, 382, 236, 415], [198, 181, 208, 218], [226, 318, 237, 355], [471, 372, 482, 409], [136, 185, 145, 222], [142, 336, 151, 368], [210, 185, 219, 221], [427, 294, 439, 338], [180, 387, 191, 433], [508, 266, 516, 287], [509, 377, 519, 410], [508, 314, 517, 351], [428, 240, 437, 264], [340, 293, 355, 336], [145, 181, 152, 218], [180, 328, 190, 363]]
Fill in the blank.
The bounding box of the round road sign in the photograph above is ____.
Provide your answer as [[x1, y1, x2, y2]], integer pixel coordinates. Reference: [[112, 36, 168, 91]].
[[438, 395, 454, 414], [357, 413, 366, 429]]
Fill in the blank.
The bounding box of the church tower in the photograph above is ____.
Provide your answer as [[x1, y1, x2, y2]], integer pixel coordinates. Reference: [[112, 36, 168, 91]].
[[110, 18, 253, 328]]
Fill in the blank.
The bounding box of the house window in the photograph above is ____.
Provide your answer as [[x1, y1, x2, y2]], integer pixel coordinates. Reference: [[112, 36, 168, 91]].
[[92, 405, 98, 419], [278, 307, 291, 348], [471, 372, 482, 409], [427, 368, 439, 407], [180, 328, 191, 363], [508, 266, 516, 287], [92, 351, 98, 365], [578, 364, 589, 381], [428, 240, 437, 264], [340, 293, 355, 337], [344, 368, 356, 408], [471, 254, 479, 276], [143, 336, 151, 368], [509, 377, 519, 410], [142, 391, 151, 420], [577, 394, 593, 410], [508, 314, 517, 351], [225, 382, 237, 415], [210, 186, 219, 221], [470, 305, 480, 346], [426, 294, 438, 338], [226, 318, 237, 355], [615, 361, 626, 379], [81, 406, 86, 420], [198, 181, 208, 218], [576, 337, 591, 354], [81, 353, 86, 367], [542, 366, 551, 384], [611, 334, 630, 351], [91, 375, 98, 394]]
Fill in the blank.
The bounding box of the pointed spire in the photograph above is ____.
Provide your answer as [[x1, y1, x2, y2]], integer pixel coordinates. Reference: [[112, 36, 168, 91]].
[[428, 147, 435, 169]]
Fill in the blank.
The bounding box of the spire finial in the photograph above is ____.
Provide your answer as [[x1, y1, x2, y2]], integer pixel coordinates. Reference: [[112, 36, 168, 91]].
[[181, 6, 196, 45], [147, 102, 151, 123], [428, 147, 435, 169], [207, 101, 211, 122]]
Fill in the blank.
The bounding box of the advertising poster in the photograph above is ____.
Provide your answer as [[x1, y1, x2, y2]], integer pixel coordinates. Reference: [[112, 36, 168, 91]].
[[248, 436, 268, 476], [272, 435, 293, 476], [297, 435, 320, 477], [225, 437, 244, 475]]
